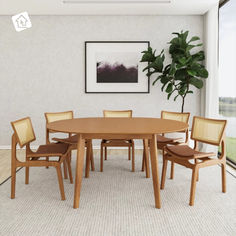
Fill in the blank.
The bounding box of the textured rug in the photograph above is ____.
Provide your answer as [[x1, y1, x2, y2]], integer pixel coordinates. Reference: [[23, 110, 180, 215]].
[[0, 153, 235, 236]]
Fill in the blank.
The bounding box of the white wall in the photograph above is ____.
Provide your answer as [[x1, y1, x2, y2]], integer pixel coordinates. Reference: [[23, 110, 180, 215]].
[[0, 15, 203, 146]]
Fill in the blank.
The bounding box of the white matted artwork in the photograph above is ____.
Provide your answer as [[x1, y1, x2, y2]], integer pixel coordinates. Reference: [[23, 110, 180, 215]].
[[85, 41, 150, 93]]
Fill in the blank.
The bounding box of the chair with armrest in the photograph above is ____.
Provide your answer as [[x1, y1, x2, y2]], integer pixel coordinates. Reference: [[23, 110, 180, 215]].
[[45, 111, 95, 181], [160, 116, 227, 206], [100, 110, 135, 172], [142, 111, 190, 179], [11, 117, 71, 200]]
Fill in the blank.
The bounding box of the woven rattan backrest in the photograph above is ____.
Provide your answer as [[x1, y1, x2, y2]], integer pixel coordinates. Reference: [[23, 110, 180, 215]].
[[191, 116, 227, 146], [161, 111, 190, 123], [45, 111, 73, 124], [11, 117, 36, 148], [103, 110, 133, 118]]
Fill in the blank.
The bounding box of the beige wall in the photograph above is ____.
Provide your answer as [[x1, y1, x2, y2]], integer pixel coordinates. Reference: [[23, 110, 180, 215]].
[[0, 15, 203, 146]]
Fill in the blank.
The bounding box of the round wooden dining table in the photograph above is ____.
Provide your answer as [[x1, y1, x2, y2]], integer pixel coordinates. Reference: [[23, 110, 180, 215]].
[[47, 117, 188, 209]]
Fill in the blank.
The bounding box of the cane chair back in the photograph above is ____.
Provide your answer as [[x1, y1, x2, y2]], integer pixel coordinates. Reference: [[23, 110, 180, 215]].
[[191, 116, 227, 146], [161, 111, 190, 124], [45, 111, 73, 124], [103, 110, 132, 118], [11, 117, 36, 148]]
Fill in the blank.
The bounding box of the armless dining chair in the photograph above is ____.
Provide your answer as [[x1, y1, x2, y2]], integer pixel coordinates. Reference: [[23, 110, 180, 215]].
[[11, 117, 71, 201], [100, 110, 135, 172], [161, 116, 227, 206], [142, 111, 190, 179], [45, 111, 95, 182]]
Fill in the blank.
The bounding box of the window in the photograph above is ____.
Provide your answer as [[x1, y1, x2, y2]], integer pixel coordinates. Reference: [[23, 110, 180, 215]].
[[219, 0, 236, 165]]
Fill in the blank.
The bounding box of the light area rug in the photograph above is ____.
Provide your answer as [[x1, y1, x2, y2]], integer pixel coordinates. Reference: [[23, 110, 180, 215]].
[[0, 150, 25, 185], [0, 153, 235, 236]]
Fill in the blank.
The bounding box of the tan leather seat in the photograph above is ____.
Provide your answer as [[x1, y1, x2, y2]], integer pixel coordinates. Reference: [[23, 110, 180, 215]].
[[36, 143, 69, 156], [166, 145, 215, 159]]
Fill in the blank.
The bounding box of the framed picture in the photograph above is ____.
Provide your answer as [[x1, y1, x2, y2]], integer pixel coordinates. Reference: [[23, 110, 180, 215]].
[[85, 41, 150, 93]]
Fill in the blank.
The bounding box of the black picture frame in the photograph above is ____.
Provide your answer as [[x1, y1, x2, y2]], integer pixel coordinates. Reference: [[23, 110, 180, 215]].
[[85, 41, 150, 94]]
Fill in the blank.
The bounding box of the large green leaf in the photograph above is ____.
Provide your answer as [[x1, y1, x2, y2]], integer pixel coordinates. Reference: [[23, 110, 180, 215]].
[[178, 57, 187, 65], [187, 70, 197, 76], [189, 78, 203, 88], [169, 63, 176, 76], [160, 76, 169, 84], [140, 52, 155, 62], [140, 46, 156, 62], [175, 69, 188, 81], [182, 31, 189, 42], [165, 83, 173, 93], [186, 45, 196, 52], [192, 51, 205, 61], [153, 56, 164, 72], [188, 36, 200, 43], [197, 68, 209, 78]]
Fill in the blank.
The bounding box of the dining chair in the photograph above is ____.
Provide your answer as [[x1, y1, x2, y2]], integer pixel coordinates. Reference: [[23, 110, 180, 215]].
[[11, 117, 71, 200], [45, 111, 95, 181], [100, 110, 135, 172], [161, 116, 227, 206], [142, 111, 190, 179]]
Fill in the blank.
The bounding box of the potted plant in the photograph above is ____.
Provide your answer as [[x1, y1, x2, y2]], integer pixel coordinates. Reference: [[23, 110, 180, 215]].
[[141, 30, 208, 112]]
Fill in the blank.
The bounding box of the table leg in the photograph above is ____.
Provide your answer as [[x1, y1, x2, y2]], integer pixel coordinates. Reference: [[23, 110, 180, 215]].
[[143, 139, 150, 178], [73, 134, 85, 209], [85, 140, 92, 178], [149, 134, 161, 209]]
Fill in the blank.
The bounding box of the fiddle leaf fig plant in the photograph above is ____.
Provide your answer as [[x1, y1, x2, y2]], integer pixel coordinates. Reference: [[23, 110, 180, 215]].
[[141, 30, 208, 112]]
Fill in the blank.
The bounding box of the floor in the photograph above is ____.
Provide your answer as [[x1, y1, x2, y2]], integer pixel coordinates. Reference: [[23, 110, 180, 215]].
[[0, 150, 235, 236], [0, 149, 25, 185]]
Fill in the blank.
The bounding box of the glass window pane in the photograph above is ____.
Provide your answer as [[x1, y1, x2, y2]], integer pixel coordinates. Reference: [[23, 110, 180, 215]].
[[219, 0, 236, 164]]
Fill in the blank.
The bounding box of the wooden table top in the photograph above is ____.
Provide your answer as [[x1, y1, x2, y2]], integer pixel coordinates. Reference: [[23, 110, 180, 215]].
[[47, 117, 188, 135]]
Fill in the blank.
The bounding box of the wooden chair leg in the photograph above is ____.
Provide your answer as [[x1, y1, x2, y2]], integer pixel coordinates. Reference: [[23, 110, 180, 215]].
[[66, 155, 73, 184], [46, 157, 49, 168], [90, 143, 95, 171], [85, 141, 91, 178], [221, 162, 226, 193], [25, 167, 29, 184], [128, 146, 131, 160], [69, 154, 72, 163], [105, 147, 107, 160], [170, 161, 174, 179], [161, 158, 168, 189], [143, 139, 150, 178], [11, 167, 16, 199], [100, 145, 103, 172], [56, 165, 65, 200], [141, 149, 145, 172], [63, 160, 68, 179], [132, 145, 135, 172], [68, 151, 72, 163], [189, 166, 199, 206], [194, 159, 199, 181]]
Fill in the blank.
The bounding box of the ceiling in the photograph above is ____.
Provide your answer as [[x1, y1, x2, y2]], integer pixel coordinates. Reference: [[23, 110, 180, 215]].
[[0, 0, 219, 15]]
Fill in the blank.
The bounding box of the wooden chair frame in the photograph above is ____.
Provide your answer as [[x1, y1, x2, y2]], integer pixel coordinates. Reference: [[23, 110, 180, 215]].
[[160, 116, 227, 206], [100, 110, 135, 172], [142, 111, 190, 178], [11, 117, 72, 200]]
